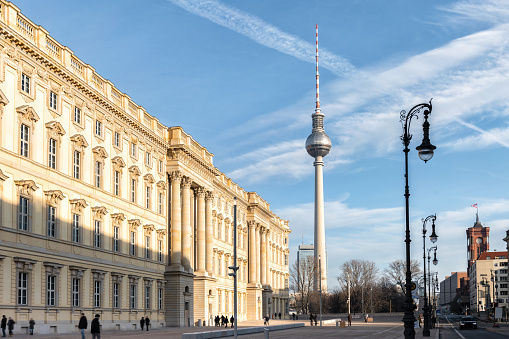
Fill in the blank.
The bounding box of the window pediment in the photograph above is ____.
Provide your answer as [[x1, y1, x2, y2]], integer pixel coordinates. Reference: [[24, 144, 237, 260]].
[[15, 180, 38, 196], [92, 146, 108, 161], [16, 105, 39, 128], [70, 198, 88, 213], [129, 165, 141, 177], [45, 121, 66, 141], [70, 134, 89, 151], [44, 190, 65, 206], [111, 212, 126, 225], [144, 173, 155, 184], [111, 156, 126, 171], [92, 206, 108, 219]]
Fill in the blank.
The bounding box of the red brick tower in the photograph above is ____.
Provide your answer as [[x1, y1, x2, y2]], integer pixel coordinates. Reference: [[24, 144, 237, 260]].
[[466, 212, 489, 270]]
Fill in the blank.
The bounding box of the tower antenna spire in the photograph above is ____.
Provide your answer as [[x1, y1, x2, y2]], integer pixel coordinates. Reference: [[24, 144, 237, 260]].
[[315, 24, 320, 113]]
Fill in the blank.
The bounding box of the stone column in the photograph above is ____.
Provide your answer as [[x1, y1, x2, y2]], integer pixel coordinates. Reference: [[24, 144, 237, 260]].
[[196, 188, 206, 273], [255, 225, 261, 284], [266, 230, 270, 286], [205, 192, 214, 275], [170, 171, 182, 268], [181, 176, 192, 270], [261, 228, 267, 285], [248, 221, 256, 283], [190, 188, 195, 270]]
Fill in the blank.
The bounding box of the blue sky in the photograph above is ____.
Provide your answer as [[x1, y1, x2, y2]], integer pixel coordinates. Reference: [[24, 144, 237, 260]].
[[14, 0, 509, 289]]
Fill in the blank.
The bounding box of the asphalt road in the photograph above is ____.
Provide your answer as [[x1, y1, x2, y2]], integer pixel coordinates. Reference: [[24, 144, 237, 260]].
[[440, 315, 509, 339]]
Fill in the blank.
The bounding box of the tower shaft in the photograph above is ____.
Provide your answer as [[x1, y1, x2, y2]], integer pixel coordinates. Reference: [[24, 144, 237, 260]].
[[314, 156, 327, 293]]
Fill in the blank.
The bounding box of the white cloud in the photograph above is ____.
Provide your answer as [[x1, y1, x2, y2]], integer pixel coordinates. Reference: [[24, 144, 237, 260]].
[[440, 0, 509, 25]]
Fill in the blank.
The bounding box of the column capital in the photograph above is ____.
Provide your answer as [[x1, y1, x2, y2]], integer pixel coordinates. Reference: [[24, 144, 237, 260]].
[[169, 171, 183, 182], [205, 191, 214, 202], [182, 176, 192, 188], [248, 220, 257, 229], [196, 187, 206, 197]]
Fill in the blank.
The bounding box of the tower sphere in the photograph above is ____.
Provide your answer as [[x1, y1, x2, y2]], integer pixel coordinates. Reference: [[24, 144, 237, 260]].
[[306, 129, 331, 158]]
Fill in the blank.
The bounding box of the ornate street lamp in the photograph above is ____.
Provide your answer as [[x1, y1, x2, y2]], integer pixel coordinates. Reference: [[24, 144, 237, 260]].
[[422, 215, 437, 336], [400, 99, 436, 339], [427, 246, 438, 329]]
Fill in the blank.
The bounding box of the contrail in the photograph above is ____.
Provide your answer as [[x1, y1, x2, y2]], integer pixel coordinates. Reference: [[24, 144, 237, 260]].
[[453, 117, 509, 148], [167, 0, 356, 76]]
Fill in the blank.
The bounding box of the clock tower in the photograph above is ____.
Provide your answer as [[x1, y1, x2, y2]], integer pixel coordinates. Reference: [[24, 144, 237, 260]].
[[466, 212, 489, 271]]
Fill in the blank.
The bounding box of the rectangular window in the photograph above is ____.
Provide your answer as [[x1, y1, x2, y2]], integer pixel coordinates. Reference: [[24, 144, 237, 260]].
[[49, 91, 57, 110], [130, 284, 136, 309], [20, 124, 29, 157], [145, 236, 150, 259], [21, 73, 30, 93], [18, 196, 29, 231], [47, 205, 56, 237], [130, 231, 136, 256], [47, 275, 56, 306], [113, 282, 119, 308], [72, 278, 80, 307], [72, 214, 80, 243], [48, 138, 57, 169], [113, 226, 120, 252], [95, 161, 101, 188], [145, 152, 151, 165], [158, 240, 163, 262], [94, 220, 101, 248], [114, 171, 120, 196], [95, 120, 102, 137], [131, 179, 136, 203], [114, 132, 120, 148], [18, 272, 28, 305], [158, 160, 163, 173], [158, 192, 163, 214], [158, 288, 163, 310], [131, 142, 136, 157], [74, 107, 81, 124], [73, 151, 81, 179], [94, 280, 101, 308], [145, 186, 150, 209], [145, 286, 150, 309]]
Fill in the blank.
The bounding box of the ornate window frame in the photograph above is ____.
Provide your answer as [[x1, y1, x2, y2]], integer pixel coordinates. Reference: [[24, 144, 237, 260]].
[[91, 206, 108, 249], [44, 190, 64, 238], [43, 262, 63, 307], [111, 156, 125, 197], [129, 166, 141, 204], [70, 134, 89, 180], [92, 146, 108, 189], [14, 257, 36, 307], [15, 180, 38, 232], [70, 198, 88, 244], [111, 213, 126, 253], [69, 266, 86, 309]]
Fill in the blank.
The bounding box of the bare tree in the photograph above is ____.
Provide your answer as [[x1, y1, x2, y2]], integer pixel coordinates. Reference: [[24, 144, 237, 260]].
[[383, 259, 421, 295], [289, 258, 315, 314], [337, 260, 379, 314]]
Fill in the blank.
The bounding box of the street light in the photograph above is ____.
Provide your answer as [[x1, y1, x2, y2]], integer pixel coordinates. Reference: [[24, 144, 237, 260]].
[[400, 99, 436, 339], [422, 214, 437, 337], [427, 246, 437, 328]]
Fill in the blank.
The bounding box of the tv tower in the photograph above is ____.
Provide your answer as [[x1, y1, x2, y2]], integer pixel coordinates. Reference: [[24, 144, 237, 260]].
[[305, 25, 331, 293]]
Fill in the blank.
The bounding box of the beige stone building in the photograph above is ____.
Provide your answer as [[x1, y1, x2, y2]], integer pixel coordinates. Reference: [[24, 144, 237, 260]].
[[0, 1, 290, 334]]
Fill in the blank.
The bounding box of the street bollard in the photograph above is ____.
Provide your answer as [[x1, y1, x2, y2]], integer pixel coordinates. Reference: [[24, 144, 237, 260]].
[[264, 327, 269, 339]]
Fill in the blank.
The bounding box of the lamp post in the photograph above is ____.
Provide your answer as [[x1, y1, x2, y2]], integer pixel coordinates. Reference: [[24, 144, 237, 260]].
[[228, 198, 239, 338], [421, 215, 437, 336], [319, 255, 322, 326], [400, 100, 436, 339], [427, 246, 437, 328]]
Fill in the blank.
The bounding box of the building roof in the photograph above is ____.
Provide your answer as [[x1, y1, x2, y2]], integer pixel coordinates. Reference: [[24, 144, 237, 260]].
[[477, 251, 507, 260]]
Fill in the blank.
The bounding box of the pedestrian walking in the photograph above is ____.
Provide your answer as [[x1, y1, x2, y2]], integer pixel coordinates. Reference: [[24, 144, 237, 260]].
[[144, 317, 150, 331], [292, 313, 295, 321], [309, 313, 314, 326], [140, 317, 145, 330], [230, 315, 234, 328], [29, 319, 35, 335], [78, 313, 87, 339], [6, 318, 14, 337], [314, 314, 317, 326], [224, 316, 229, 328], [265, 315, 270, 326], [90, 314, 100, 339], [1, 315, 6, 338], [278, 312, 281, 320], [348, 313, 352, 327]]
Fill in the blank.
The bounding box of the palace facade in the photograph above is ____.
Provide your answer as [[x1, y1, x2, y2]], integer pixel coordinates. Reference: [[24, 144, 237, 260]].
[[0, 1, 290, 334]]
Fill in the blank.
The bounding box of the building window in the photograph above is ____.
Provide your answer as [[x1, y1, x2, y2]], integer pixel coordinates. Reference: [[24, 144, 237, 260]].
[[114, 132, 120, 148], [21, 73, 30, 93], [94, 280, 101, 308], [145, 236, 150, 259], [158, 192, 163, 214], [72, 278, 80, 307], [73, 151, 81, 179], [113, 226, 120, 252], [17, 272, 28, 305], [145, 152, 150, 166], [95, 161, 101, 188], [74, 107, 81, 124], [47, 275, 56, 306], [47, 205, 56, 237], [130, 284, 136, 309], [285, 254, 288, 265], [130, 231, 136, 256], [95, 120, 102, 137], [20, 124, 29, 157], [113, 282, 119, 308], [72, 213, 80, 243], [131, 142, 136, 158], [131, 179, 136, 203], [94, 220, 101, 248], [49, 91, 57, 110], [18, 196, 29, 231], [145, 286, 150, 309], [158, 288, 163, 310], [114, 171, 120, 196], [158, 240, 163, 262], [145, 186, 150, 209], [48, 138, 57, 169], [158, 160, 163, 173]]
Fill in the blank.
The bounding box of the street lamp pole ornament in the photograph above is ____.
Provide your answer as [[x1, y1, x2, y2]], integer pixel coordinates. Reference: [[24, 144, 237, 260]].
[[421, 214, 436, 337], [399, 99, 436, 339]]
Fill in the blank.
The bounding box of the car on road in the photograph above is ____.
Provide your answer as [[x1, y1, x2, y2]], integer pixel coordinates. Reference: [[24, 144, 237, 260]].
[[459, 316, 477, 330]]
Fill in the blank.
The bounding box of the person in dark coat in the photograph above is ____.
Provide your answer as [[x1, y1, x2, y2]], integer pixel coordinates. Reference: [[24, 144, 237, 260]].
[[309, 313, 314, 326], [140, 317, 145, 330], [144, 317, 150, 331], [224, 316, 229, 328], [78, 313, 87, 339], [6, 318, 14, 337], [1, 315, 6, 338], [348, 313, 352, 327], [90, 314, 100, 339], [28, 319, 35, 335], [230, 316, 234, 328], [278, 312, 281, 320]]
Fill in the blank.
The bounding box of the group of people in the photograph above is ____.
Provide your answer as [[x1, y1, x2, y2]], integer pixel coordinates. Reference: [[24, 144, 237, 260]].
[[139, 317, 151, 331], [1, 315, 35, 337], [309, 313, 318, 326], [213, 315, 234, 328], [78, 313, 102, 339]]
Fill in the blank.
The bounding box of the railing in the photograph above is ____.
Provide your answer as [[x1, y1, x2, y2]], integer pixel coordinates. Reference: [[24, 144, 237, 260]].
[[70, 57, 84, 77], [92, 74, 103, 92], [111, 89, 121, 106], [16, 15, 34, 41], [45, 37, 61, 60], [128, 102, 137, 116]]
